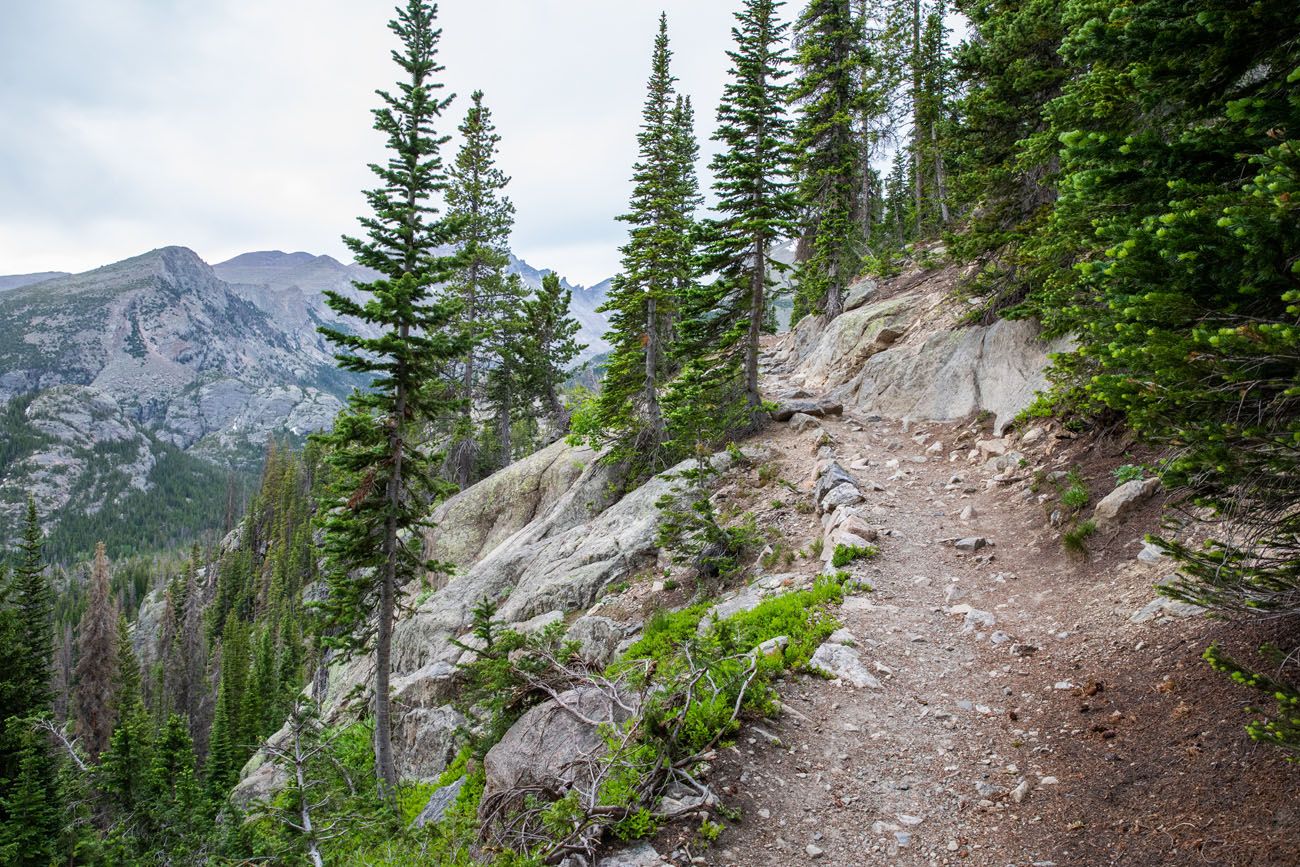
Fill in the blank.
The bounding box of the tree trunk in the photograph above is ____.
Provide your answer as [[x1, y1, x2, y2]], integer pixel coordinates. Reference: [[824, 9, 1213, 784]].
[[644, 294, 663, 442], [931, 121, 950, 225], [746, 236, 765, 419], [912, 0, 924, 235], [498, 387, 512, 470], [375, 327, 406, 799], [292, 722, 325, 867]]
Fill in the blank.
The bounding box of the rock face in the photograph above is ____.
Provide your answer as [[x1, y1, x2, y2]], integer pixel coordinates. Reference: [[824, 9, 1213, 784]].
[[0, 247, 357, 537], [480, 687, 639, 821], [312, 449, 762, 781], [768, 268, 1069, 434], [423, 440, 599, 576]]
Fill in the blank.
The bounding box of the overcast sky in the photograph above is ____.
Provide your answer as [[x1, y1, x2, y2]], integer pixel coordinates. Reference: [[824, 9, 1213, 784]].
[[0, 0, 801, 286]]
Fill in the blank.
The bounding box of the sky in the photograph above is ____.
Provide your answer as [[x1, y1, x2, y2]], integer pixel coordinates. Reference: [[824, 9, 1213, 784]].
[[0, 0, 791, 287]]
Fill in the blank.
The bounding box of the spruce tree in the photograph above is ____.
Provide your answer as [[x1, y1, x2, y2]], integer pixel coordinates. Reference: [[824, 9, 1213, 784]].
[[947, 0, 1066, 312], [671, 0, 798, 445], [313, 0, 464, 798], [74, 543, 118, 759], [444, 89, 521, 485], [792, 0, 865, 321], [577, 14, 699, 474], [521, 272, 585, 434], [0, 721, 63, 866], [97, 619, 152, 822], [12, 498, 53, 714]]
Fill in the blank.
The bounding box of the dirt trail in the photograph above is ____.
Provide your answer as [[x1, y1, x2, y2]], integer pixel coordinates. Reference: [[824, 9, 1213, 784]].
[[646, 360, 1298, 867]]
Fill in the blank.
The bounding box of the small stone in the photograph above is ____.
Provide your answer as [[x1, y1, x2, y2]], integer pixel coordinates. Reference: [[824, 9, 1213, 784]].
[[805, 843, 824, 858], [954, 536, 989, 552], [758, 808, 771, 819], [1011, 779, 1031, 803], [789, 412, 822, 433], [959, 504, 977, 522]]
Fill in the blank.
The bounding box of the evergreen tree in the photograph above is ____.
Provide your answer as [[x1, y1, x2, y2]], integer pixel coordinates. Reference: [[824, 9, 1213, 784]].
[[444, 89, 522, 485], [792, 0, 866, 320], [947, 0, 1067, 313], [145, 713, 207, 859], [74, 542, 118, 758], [521, 272, 585, 434], [205, 616, 250, 798], [11, 498, 53, 714], [671, 0, 798, 446], [97, 619, 152, 823], [1022, 0, 1300, 612], [313, 0, 465, 798], [576, 14, 699, 474], [0, 721, 63, 866]]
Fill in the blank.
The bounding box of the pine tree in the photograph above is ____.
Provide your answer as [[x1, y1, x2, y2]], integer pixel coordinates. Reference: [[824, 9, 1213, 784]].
[[914, 1, 951, 231], [671, 0, 798, 446], [792, 0, 866, 320], [313, 0, 465, 798], [1022, 0, 1300, 613], [0, 721, 63, 866], [577, 14, 699, 474], [444, 89, 521, 485], [73, 543, 118, 758], [521, 272, 585, 434], [97, 619, 152, 822], [947, 0, 1066, 312], [12, 498, 53, 714], [145, 713, 207, 859]]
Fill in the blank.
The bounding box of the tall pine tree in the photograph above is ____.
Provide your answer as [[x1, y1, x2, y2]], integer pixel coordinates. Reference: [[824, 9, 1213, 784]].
[[74, 543, 118, 759], [313, 0, 464, 798], [443, 89, 523, 485], [577, 14, 700, 474], [670, 0, 798, 444], [792, 0, 866, 320]]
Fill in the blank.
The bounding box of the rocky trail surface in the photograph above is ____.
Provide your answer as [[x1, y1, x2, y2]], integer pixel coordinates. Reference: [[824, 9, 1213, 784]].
[[635, 350, 1298, 867]]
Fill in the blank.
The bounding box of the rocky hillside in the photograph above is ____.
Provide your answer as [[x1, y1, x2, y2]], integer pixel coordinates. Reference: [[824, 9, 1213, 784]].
[[234, 259, 1295, 865], [0, 246, 610, 553]]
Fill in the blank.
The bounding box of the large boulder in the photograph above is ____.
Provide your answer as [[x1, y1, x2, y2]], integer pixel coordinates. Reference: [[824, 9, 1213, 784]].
[[1093, 478, 1161, 527], [845, 316, 1065, 435], [480, 687, 640, 822], [310, 449, 757, 782], [424, 440, 599, 577]]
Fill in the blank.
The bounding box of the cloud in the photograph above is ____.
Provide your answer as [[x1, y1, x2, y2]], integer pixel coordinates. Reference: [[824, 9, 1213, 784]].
[[0, 0, 782, 285]]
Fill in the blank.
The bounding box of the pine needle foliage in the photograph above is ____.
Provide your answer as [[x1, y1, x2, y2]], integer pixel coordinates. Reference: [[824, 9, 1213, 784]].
[[669, 0, 799, 448], [312, 0, 466, 797]]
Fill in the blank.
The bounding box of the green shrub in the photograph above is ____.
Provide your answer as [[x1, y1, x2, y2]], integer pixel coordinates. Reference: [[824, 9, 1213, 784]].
[[1062, 519, 1096, 553], [1113, 463, 1145, 485], [831, 543, 878, 568]]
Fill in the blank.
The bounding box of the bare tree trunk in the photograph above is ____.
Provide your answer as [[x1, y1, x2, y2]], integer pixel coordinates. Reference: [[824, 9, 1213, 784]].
[[746, 237, 765, 418], [931, 121, 950, 225], [644, 294, 663, 443], [290, 722, 326, 867], [912, 0, 924, 235]]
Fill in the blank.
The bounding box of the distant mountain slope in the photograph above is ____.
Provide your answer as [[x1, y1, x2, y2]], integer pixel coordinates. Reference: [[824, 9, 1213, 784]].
[[0, 271, 70, 292], [0, 246, 610, 556], [215, 249, 611, 361]]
